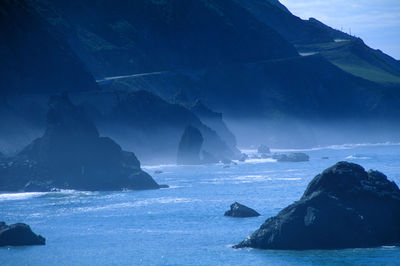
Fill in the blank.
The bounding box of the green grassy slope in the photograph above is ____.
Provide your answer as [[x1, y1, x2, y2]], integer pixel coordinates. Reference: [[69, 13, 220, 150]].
[[297, 40, 400, 84]]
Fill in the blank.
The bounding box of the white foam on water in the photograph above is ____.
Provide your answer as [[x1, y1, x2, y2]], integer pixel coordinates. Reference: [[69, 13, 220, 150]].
[[346, 155, 371, 160], [0, 192, 45, 201], [244, 158, 277, 164], [275, 177, 302, 181], [240, 142, 400, 154], [73, 197, 201, 213], [142, 164, 177, 169]]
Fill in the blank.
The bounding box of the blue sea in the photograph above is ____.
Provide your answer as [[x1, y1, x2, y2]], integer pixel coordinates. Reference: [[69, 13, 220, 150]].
[[1, 143, 400, 265]]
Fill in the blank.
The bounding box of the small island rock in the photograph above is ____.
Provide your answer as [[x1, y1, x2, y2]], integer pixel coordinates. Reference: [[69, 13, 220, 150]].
[[224, 202, 260, 218], [273, 152, 309, 162]]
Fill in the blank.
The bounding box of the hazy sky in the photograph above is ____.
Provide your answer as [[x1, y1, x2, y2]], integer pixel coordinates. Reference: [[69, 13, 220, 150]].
[[280, 0, 400, 59]]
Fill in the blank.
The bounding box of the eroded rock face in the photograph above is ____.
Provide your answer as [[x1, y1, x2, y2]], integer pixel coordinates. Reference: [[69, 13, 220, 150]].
[[225, 202, 260, 218], [0, 222, 45, 247], [0, 95, 161, 191], [177, 126, 204, 165], [235, 162, 400, 250]]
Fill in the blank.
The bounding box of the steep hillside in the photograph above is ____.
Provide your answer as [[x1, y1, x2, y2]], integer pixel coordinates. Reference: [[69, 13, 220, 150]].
[[236, 0, 400, 84], [0, 0, 97, 97], [100, 55, 400, 147], [235, 0, 352, 45], [28, 0, 298, 78], [297, 39, 400, 84]]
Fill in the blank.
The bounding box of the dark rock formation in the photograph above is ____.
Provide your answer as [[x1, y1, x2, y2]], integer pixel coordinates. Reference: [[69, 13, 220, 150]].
[[225, 202, 260, 218], [0, 94, 161, 191], [239, 153, 248, 162], [0, 222, 45, 246], [87, 90, 236, 165], [201, 151, 219, 164], [221, 159, 232, 165], [177, 126, 204, 165], [257, 145, 271, 154], [273, 153, 309, 162], [190, 100, 239, 155], [235, 162, 400, 250]]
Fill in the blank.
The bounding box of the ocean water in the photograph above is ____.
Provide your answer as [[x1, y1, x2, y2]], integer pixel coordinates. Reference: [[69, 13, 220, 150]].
[[1, 143, 400, 265]]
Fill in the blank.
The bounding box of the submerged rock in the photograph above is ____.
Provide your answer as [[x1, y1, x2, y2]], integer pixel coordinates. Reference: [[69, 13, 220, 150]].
[[0, 222, 45, 246], [221, 158, 232, 165], [235, 161, 400, 250], [257, 145, 271, 154], [177, 126, 204, 165], [224, 202, 260, 218], [273, 152, 309, 162], [238, 153, 248, 162], [0, 94, 161, 191]]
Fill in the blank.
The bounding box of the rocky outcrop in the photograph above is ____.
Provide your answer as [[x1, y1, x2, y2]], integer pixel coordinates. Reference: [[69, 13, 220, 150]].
[[177, 126, 204, 165], [225, 202, 260, 218], [273, 153, 309, 162], [235, 162, 400, 250], [257, 145, 270, 154], [201, 151, 219, 164], [0, 222, 45, 246], [84, 90, 236, 165], [238, 153, 248, 162], [190, 101, 239, 155], [0, 94, 161, 191]]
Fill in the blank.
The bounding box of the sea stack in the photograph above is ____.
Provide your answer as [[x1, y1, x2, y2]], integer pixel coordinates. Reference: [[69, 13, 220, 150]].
[[177, 126, 204, 165], [0, 94, 161, 191], [235, 162, 400, 250]]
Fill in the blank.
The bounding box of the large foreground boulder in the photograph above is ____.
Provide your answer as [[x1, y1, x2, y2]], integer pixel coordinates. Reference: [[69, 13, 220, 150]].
[[225, 202, 260, 218], [235, 162, 400, 250], [0, 94, 161, 191], [0, 222, 45, 246]]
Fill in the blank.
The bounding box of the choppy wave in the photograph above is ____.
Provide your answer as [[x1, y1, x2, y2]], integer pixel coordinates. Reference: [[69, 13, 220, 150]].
[[0, 190, 99, 202], [240, 142, 400, 154], [0, 192, 46, 201], [242, 158, 277, 164], [346, 154, 371, 160], [142, 164, 177, 169], [73, 197, 200, 213]]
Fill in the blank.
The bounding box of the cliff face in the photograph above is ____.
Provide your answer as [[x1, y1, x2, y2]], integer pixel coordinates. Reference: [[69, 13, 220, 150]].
[[81, 90, 237, 164], [177, 126, 204, 165]]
